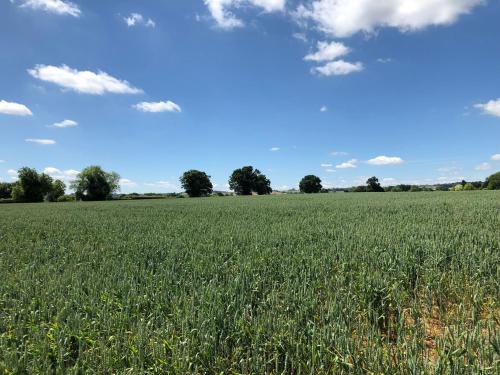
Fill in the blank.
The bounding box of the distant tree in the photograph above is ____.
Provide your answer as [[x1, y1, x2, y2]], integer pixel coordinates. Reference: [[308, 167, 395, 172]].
[[71, 166, 120, 201], [11, 167, 53, 202], [46, 180, 66, 202], [180, 170, 213, 197], [410, 185, 422, 192], [228, 166, 272, 195], [299, 175, 323, 194], [453, 184, 463, 191], [353, 185, 367, 192], [0, 182, 14, 199], [396, 184, 412, 192], [484, 172, 500, 190], [462, 183, 475, 191], [366, 176, 384, 192]]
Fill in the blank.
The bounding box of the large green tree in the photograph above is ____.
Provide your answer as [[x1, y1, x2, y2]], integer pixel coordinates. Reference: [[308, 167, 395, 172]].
[[229, 166, 272, 195], [366, 176, 385, 192], [11, 167, 53, 202], [71, 166, 120, 201], [484, 171, 500, 190], [46, 180, 66, 202], [299, 175, 323, 193], [0, 182, 14, 199], [180, 170, 213, 197]]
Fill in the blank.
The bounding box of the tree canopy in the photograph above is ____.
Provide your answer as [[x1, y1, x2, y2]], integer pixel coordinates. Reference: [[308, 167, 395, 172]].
[[299, 175, 323, 193], [71, 166, 120, 201], [228, 166, 272, 195], [180, 170, 213, 197], [11, 167, 54, 202], [366, 176, 385, 192], [485, 171, 500, 190]]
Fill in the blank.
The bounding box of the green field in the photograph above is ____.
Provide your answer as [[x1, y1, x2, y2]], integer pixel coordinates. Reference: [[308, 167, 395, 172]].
[[1, 192, 499, 374]]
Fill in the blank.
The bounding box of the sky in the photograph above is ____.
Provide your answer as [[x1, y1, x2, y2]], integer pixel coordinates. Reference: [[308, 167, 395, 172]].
[[1, 0, 499, 192]]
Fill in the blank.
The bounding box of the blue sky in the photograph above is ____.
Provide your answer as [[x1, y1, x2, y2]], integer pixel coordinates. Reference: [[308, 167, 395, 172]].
[[1, 0, 499, 192]]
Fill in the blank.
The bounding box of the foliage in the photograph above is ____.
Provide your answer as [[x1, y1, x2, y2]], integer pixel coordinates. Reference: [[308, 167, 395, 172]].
[[57, 194, 76, 202], [366, 176, 385, 192], [0, 193, 498, 373], [11, 167, 53, 202], [453, 184, 464, 191], [0, 182, 14, 199], [228, 166, 272, 195], [353, 185, 367, 192], [180, 170, 213, 197], [70, 166, 120, 201], [485, 171, 500, 190], [46, 180, 66, 202], [462, 183, 475, 191], [299, 175, 322, 193]]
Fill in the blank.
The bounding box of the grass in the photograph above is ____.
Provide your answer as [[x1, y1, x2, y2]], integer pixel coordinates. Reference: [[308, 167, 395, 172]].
[[0, 192, 499, 374]]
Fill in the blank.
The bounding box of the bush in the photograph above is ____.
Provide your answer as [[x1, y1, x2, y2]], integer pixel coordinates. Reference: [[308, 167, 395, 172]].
[[57, 195, 76, 202]]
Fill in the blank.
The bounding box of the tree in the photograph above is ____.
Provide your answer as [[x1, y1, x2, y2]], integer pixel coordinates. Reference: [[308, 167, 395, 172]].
[[453, 184, 463, 191], [46, 180, 66, 202], [71, 166, 120, 201], [0, 182, 13, 199], [462, 183, 475, 191], [12, 167, 53, 202], [180, 170, 213, 197], [366, 176, 384, 192], [228, 166, 272, 195], [299, 175, 323, 194], [485, 171, 500, 190]]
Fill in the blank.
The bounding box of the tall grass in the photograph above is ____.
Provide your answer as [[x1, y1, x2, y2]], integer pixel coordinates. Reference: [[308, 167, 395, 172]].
[[0, 192, 499, 373]]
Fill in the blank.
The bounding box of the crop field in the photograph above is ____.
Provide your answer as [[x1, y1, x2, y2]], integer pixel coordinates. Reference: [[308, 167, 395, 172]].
[[0, 192, 499, 374]]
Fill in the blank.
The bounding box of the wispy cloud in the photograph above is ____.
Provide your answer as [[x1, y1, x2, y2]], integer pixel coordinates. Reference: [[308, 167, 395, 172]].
[[336, 159, 357, 169], [312, 60, 363, 76], [49, 119, 78, 128], [43, 167, 79, 180], [366, 155, 405, 166], [20, 0, 81, 17], [0, 100, 33, 116], [270, 147, 280, 151], [25, 138, 56, 145], [475, 99, 500, 117], [28, 65, 143, 95], [124, 13, 156, 28], [475, 162, 491, 171], [491, 154, 500, 161], [320, 105, 328, 112], [331, 151, 348, 156], [305, 41, 350, 62], [321, 163, 333, 167], [120, 178, 137, 187], [133, 101, 181, 113]]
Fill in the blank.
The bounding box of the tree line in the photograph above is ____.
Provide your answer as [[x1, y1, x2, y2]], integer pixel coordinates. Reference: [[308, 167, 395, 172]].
[[1, 165, 500, 203]]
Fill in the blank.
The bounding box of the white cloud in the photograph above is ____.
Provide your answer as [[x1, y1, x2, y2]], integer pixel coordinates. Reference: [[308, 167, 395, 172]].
[[7, 169, 18, 180], [50, 119, 78, 128], [25, 138, 56, 145], [270, 147, 280, 151], [0, 100, 33, 116], [43, 167, 80, 180], [366, 155, 405, 165], [325, 168, 336, 173], [124, 13, 156, 28], [0, 160, 5, 163], [331, 151, 348, 156], [312, 60, 363, 76], [382, 177, 396, 183], [377, 58, 392, 63], [336, 159, 357, 169], [28, 65, 143, 95], [491, 154, 500, 161], [20, 0, 81, 17], [475, 162, 491, 171], [320, 105, 328, 112], [321, 163, 333, 167], [204, 0, 286, 29], [474, 99, 500, 118], [305, 41, 350, 62], [120, 178, 137, 187], [133, 101, 181, 113], [296, 0, 483, 38], [292, 32, 308, 42]]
